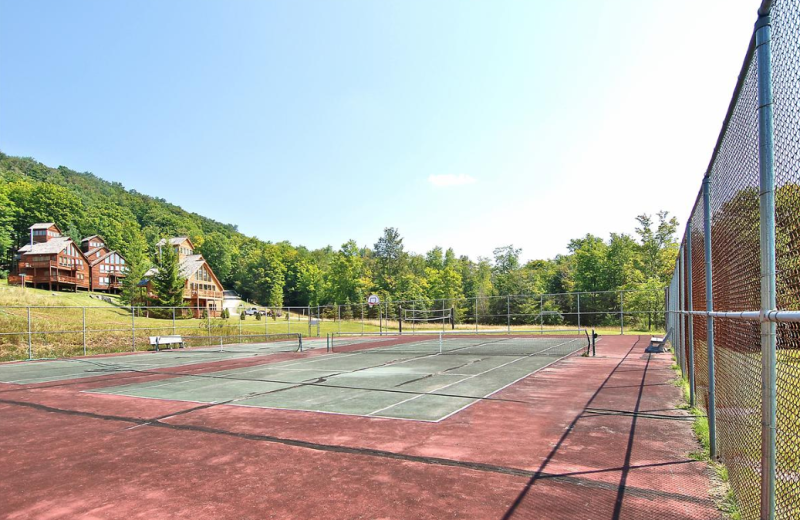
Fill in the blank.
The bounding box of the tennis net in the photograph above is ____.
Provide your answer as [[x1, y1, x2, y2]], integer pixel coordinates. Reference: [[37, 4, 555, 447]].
[[328, 331, 591, 357], [155, 333, 305, 354]]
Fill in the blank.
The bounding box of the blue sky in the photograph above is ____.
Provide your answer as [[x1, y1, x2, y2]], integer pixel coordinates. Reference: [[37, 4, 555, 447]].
[[0, 0, 758, 261]]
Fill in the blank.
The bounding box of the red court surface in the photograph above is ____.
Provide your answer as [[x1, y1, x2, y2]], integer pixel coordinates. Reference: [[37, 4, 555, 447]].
[[0, 335, 721, 519]]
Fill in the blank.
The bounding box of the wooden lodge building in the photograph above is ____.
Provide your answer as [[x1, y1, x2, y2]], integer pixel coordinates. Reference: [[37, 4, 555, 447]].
[[80, 235, 128, 293], [141, 236, 224, 317], [9, 223, 90, 291], [9, 224, 130, 293]]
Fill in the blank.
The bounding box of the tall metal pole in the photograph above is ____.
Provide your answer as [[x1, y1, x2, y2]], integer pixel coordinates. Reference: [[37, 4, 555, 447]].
[[82, 307, 87, 356], [755, 9, 776, 519], [703, 177, 717, 460], [131, 305, 136, 351], [678, 247, 685, 376], [686, 230, 696, 407], [27, 307, 32, 359]]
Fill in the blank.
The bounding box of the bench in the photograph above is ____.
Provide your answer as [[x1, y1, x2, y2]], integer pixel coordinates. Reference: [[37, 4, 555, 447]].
[[645, 329, 671, 353], [149, 335, 185, 352]]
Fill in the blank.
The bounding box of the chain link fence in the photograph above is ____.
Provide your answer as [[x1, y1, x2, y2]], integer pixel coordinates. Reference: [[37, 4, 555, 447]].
[[0, 288, 663, 362], [667, 2, 799, 518]]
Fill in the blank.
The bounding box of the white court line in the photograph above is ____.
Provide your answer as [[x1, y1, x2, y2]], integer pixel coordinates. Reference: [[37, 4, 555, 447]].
[[368, 337, 581, 417], [434, 346, 584, 423]]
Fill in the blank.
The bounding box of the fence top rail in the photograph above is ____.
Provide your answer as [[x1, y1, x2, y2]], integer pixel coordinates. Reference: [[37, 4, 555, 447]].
[[668, 309, 800, 323]]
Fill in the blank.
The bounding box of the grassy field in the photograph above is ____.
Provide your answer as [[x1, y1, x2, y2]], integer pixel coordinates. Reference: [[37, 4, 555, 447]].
[[0, 282, 384, 361]]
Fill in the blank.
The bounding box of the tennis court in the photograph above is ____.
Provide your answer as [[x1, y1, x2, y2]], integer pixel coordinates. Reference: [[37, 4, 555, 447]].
[[86, 334, 587, 421], [0, 333, 720, 518]]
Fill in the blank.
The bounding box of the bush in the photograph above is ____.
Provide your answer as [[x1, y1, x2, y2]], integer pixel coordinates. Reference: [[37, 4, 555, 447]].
[[202, 309, 208, 320], [255, 312, 262, 321], [240, 311, 246, 320]]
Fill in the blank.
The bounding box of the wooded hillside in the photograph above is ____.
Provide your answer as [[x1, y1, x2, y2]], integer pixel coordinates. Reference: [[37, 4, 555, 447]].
[[0, 152, 679, 315]]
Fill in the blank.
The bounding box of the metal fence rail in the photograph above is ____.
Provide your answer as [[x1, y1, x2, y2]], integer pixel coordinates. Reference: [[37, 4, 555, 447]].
[[667, 2, 798, 518]]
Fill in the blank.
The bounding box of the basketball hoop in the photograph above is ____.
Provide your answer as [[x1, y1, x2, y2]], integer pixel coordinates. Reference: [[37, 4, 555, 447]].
[[367, 294, 380, 308]]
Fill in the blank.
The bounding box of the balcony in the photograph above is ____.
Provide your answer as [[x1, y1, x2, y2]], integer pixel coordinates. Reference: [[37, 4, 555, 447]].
[[190, 290, 222, 299], [9, 273, 83, 285], [22, 260, 57, 269]]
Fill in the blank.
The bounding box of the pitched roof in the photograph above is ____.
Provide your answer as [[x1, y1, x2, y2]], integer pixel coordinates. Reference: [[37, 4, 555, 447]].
[[85, 246, 108, 258], [90, 250, 116, 267], [179, 254, 206, 278], [18, 236, 73, 255], [156, 236, 190, 247], [29, 223, 56, 230], [81, 235, 104, 243], [140, 254, 223, 291]]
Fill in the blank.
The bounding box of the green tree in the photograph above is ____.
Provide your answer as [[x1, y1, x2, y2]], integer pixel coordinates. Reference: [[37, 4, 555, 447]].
[[150, 243, 186, 308], [199, 232, 233, 284], [635, 211, 679, 283]]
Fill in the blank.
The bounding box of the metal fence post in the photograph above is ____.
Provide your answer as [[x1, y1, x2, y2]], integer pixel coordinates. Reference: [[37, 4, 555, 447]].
[[338, 305, 341, 334], [703, 176, 717, 460], [507, 295, 511, 334], [678, 247, 685, 375], [27, 307, 32, 359], [577, 293, 581, 331], [131, 305, 136, 351], [686, 228, 696, 407], [540, 294, 544, 333], [475, 296, 479, 332], [172, 307, 176, 335], [361, 305, 364, 335], [620, 291, 624, 336], [756, 9, 776, 519], [82, 307, 87, 356]]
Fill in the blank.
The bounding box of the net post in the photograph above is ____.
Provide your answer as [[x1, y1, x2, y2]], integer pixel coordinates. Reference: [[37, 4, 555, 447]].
[[298, 333, 303, 352], [592, 329, 596, 357], [755, 9, 776, 519], [451, 306, 455, 330], [439, 331, 443, 354], [219, 336, 224, 352], [399, 306, 403, 335], [702, 176, 717, 460]]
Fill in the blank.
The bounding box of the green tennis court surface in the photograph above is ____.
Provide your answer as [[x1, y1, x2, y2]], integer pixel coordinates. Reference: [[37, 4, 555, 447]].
[[0, 336, 312, 385], [88, 335, 588, 421]]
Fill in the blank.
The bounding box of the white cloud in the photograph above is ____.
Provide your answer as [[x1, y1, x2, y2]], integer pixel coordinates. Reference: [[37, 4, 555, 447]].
[[427, 174, 477, 187]]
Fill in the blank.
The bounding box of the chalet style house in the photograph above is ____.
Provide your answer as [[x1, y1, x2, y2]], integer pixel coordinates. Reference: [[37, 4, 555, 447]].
[[141, 236, 224, 317], [9, 223, 90, 291], [80, 235, 128, 293]]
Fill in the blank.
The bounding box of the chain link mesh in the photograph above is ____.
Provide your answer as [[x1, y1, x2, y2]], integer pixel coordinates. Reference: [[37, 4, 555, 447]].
[[771, 1, 800, 517], [667, 1, 800, 517]]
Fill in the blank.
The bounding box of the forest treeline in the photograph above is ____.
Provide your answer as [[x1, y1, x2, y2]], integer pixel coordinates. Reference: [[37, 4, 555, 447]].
[[0, 152, 678, 316]]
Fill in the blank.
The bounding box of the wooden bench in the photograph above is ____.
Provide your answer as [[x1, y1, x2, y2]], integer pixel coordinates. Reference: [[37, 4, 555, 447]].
[[149, 335, 185, 352]]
